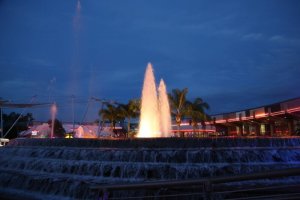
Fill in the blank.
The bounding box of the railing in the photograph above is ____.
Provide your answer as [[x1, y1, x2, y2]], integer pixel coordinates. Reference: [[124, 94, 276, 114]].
[[90, 168, 300, 199], [0, 138, 9, 146]]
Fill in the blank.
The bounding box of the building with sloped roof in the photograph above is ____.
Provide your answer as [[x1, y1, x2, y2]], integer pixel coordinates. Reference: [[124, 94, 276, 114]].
[[210, 97, 300, 137]]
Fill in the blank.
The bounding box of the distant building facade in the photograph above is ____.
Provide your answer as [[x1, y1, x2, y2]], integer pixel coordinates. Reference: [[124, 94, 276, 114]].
[[210, 97, 300, 137]]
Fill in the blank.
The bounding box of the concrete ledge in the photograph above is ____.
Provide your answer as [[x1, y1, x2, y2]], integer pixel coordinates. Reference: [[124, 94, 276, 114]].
[[7, 137, 300, 148]]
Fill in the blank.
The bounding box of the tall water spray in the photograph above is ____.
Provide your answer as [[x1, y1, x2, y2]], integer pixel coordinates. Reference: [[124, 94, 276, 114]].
[[158, 79, 172, 137], [138, 63, 160, 137], [138, 63, 171, 138]]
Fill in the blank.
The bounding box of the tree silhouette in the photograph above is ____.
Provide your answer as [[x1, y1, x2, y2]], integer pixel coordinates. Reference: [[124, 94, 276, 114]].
[[47, 119, 66, 138], [2, 112, 34, 139], [186, 98, 210, 136], [119, 99, 140, 136], [169, 88, 189, 137]]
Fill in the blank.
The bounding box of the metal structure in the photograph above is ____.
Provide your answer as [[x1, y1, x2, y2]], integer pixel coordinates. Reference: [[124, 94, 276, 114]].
[[0, 97, 51, 138], [91, 168, 300, 199]]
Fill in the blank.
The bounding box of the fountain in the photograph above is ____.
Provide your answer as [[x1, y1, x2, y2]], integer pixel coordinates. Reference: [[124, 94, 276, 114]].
[[50, 103, 57, 138], [158, 79, 172, 137], [137, 63, 171, 137], [1, 68, 299, 199], [1, 138, 300, 199]]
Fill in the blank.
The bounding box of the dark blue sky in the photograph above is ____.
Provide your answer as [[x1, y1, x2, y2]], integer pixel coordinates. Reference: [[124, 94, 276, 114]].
[[1, 0, 300, 122]]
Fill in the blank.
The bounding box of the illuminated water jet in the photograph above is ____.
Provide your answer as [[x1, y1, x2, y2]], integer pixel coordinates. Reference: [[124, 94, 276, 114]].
[[158, 79, 172, 137], [138, 63, 160, 137], [137, 63, 171, 138], [50, 103, 57, 138]]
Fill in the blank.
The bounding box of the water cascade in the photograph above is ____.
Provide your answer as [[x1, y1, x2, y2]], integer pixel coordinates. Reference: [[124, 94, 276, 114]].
[[1, 138, 300, 199]]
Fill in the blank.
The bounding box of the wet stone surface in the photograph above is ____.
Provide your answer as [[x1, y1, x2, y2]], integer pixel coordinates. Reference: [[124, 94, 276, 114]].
[[0, 138, 300, 199]]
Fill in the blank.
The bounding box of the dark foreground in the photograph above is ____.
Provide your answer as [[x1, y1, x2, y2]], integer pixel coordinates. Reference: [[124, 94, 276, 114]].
[[0, 137, 300, 199]]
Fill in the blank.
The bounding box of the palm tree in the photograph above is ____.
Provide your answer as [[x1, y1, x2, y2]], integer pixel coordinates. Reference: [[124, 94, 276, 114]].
[[186, 98, 210, 137], [119, 99, 140, 137], [99, 104, 124, 129], [168, 88, 189, 137]]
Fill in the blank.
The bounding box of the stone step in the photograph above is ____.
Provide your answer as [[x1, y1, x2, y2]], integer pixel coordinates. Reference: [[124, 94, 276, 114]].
[[1, 167, 300, 200], [2, 138, 300, 200], [0, 168, 135, 200], [0, 187, 71, 200], [2, 146, 300, 163], [1, 156, 300, 180], [8, 138, 300, 148]]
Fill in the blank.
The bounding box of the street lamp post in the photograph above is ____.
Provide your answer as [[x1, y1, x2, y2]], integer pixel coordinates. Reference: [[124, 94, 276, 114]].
[[71, 95, 75, 137], [0, 107, 3, 138], [0, 99, 8, 138]]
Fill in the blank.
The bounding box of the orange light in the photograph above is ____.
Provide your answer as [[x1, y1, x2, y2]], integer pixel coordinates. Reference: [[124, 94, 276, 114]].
[[228, 118, 239, 122], [171, 129, 215, 133], [215, 119, 226, 123], [255, 113, 267, 118]]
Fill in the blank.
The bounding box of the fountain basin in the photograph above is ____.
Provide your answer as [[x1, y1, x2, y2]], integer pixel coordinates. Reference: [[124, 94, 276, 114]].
[[1, 137, 300, 199]]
